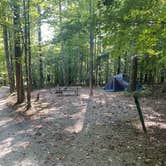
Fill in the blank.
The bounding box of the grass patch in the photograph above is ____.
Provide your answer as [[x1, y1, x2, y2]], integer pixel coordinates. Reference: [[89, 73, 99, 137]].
[[124, 86, 152, 97]]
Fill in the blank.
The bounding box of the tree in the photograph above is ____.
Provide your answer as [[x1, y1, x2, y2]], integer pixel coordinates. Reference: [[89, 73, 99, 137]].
[[0, 0, 165, 94], [89, 0, 95, 96], [23, 0, 32, 108], [38, 5, 44, 88], [13, 0, 25, 103], [3, 23, 15, 93], [97, 0, 166, 86], [129, 55, 138, 91], [59, 0, 66, 85]]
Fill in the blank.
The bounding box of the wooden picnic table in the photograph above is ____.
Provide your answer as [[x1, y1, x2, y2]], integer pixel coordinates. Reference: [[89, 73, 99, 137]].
[[55, 86, 79, 96]]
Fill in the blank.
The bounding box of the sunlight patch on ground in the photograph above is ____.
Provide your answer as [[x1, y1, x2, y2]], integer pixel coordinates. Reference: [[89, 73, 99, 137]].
[[134, 120, 166, 130], [13, 159, 39, 166], [0, 148, 12, 159], [0, 138, 13, 158], [0, 99, 6, 106], [64, 106, 87, 133], [14, 141, 31, 149], [0, 137, 13, 148], [80, 94, 89, 99], [0, 119, 12, 127], [145, 121, 166, 129], [128, 104, 136, 108]]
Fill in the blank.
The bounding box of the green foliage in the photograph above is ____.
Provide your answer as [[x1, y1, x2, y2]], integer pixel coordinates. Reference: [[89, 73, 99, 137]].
[[0, 0, 165, 87], [124, 87, 152, 97]]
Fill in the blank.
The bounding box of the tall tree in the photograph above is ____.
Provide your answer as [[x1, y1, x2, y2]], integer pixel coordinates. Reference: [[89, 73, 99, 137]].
[[129, 55, 138, 91], [38, 5, 44, 88], [13, 0, 24, 103], [23, 0, 32, 108], [27, 0, 32, 107], [59, 0, 66, 85], [89, 0, 94, 96], [3, 22, 15, 93]]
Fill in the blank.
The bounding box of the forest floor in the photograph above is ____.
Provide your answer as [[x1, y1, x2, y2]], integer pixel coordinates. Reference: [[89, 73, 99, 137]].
[[0, 87, 166, 166]]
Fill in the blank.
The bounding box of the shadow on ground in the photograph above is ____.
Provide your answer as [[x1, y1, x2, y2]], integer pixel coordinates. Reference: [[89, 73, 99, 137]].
[[0, 88, 165, 166]]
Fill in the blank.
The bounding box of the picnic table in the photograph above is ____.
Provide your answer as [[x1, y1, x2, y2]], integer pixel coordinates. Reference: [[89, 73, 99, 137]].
[[55, 86, 79, 96]]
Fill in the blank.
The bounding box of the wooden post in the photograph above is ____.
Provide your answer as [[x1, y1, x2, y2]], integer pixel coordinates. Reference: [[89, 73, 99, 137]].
[[133, 94, 147, 133]]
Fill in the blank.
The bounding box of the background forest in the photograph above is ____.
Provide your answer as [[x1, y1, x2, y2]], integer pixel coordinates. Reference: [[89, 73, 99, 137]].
[[0, 0, 165, 105]]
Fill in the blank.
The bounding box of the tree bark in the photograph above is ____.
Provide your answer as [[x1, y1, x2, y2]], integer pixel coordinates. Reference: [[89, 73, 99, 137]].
[[129, 55, 138, 91], [123, 55, 128, 74], [89, 0, 94, 96], [59, 0, 66, 85], [8, 30, 15, 84], [3, 24, 15, 93], [117, 55, 121, 74], [38, 5, 44, 88], [105, 55, 109, 83], [27, 0, 32, 107], [13, 1, 25, 103], [24, 0, 31, 109]]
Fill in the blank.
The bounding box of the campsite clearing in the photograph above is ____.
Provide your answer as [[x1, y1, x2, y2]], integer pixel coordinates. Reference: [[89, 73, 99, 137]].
[[1, 88, 165, 166]]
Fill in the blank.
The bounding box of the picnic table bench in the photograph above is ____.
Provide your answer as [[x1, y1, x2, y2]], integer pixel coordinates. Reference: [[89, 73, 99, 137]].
[[55, 87, 79, 96]]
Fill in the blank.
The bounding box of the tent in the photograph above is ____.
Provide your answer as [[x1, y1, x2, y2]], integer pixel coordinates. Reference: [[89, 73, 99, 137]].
[[104, 74, 128, 92], [104, 74, 142, 92]]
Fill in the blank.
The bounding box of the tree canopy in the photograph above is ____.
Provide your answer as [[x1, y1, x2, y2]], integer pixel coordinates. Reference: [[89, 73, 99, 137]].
[[0, 0, 165, 103]]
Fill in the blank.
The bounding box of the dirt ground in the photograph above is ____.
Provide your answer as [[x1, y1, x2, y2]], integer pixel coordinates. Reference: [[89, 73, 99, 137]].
[[0, 87, 166, 166]]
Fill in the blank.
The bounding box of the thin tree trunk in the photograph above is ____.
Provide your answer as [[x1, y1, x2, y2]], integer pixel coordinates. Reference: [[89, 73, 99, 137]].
[[27, 0, 32, 108], [105, 56, 109, 83], [38, 5, 44, 88], [24, 0, 31, 109], [80, 57, 83, 85], [8, 30, 15, 89], [3, 24, 15, 93], [129, 55, 138, 91], [123, 54, 128, 74], [86, 54, 89, 83], [89, 0, 94, 96], [59, 0, 66, 85], [24, 0, 28, 102], [77, 46, 81, 84], [117, 55, 121, 74]]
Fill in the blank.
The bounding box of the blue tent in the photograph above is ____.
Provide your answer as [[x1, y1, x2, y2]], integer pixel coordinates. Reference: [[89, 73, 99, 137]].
[[104, 74, 128, 92], [104, 74, 142, 92]]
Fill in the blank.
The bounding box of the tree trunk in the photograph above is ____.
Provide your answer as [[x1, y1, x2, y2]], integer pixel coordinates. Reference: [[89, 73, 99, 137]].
[[24, 0, 31, 108], [3, 24, 15, 93], [117, 55, 121, 74], [123, 52, 128, 74], [77, 47, 81, 84], [59, 0, 66, 85], [80, 57, 83, 85], [129, 55, 138, 91], [144, 73, 148, 83], [89, 0, 94, 96], [113, 59, 117, 75], [13, 1, 25, 103], [8, 30, 15, 90], [38, 5, 44, 88], [105, 55, 109, 83], [139, 72, 143, 84], [8, 30, 15, 86], [162, 81, 166, 93], [27, 0, 32, 108]]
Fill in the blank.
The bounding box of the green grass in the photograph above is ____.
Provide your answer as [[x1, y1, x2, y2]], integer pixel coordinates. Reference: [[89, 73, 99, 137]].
[[123, 86, 152, 97]]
